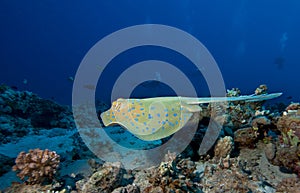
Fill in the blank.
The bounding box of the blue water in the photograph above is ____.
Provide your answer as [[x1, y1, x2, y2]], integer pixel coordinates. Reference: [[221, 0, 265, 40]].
[[0, 0, 299, 105]]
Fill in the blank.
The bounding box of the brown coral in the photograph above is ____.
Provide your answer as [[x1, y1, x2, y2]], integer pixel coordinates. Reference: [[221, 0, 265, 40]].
[[214, 136, 234, 159], [269, 103, 300, 177], [12, 148, 60, 184], [234, 127, 258, 148], [277, 108, 300, 147]]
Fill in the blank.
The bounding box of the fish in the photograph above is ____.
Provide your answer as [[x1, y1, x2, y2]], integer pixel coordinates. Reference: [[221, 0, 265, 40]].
[[68, 76, 74, 82], [100, 93, 282, 141]]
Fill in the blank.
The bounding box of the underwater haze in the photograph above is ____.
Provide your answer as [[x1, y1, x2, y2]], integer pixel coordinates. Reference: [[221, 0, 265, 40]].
[[0, 0, 300, 104], [2, 1, 300, 192]]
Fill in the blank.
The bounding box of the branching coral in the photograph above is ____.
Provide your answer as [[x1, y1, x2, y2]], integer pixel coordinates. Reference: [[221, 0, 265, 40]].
[[214, 136, 234, 159], [12, 148, 60, 184]]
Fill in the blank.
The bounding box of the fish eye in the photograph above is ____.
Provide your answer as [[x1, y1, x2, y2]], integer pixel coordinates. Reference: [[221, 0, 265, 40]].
[[112, 101, 117, 106]]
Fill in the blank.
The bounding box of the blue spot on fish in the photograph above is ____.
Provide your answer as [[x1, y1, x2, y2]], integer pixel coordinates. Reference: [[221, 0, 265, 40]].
[[134, 118, 139, 122], [140, 107, 144, 110], [165, 113, 169, 117], [148, 114, 153, 119], [173, 113, 177, 117], [157, 113, 160, 117]]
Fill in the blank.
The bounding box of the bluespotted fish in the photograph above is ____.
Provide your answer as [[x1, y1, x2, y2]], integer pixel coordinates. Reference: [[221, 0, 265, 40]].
[[100, 93, 282, 141]]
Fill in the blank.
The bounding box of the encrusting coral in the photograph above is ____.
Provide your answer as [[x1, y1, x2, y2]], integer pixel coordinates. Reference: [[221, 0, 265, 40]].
[[12, 148, 60, 184]]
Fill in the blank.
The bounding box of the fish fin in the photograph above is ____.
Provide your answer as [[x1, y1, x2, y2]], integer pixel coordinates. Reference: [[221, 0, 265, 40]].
[[183, 93, 282, 105]]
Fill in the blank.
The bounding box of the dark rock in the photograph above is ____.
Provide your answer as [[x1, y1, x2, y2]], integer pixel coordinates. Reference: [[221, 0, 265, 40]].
[[0, 154, 14, 177], [264, 143, 276, 161]]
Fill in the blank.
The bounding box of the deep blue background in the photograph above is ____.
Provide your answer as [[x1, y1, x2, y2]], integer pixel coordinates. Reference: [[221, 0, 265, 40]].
[[0, 0, 299, 105]]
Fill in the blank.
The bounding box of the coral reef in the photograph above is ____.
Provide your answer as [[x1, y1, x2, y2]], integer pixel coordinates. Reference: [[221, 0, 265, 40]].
[[234, 116, 274, 148], [226, 87, 241, 97], [134, 156, 201, 193], [219, 85, 272, 131], [75, 162, 126, 193], [201, 158, 258, 192], [12, 148, 60, 184], [276, 177, 300, 193], [112, 184, 140, 193], [277, 103, 300, 147], [2, 183, 66, 193], [0, 85, 74, 144], [255, 84, 268, 95], [262, 103, 300, 177], [2, 84, 300, 192], [270, 145, 300, 177], [234, 127, 258, 147]]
